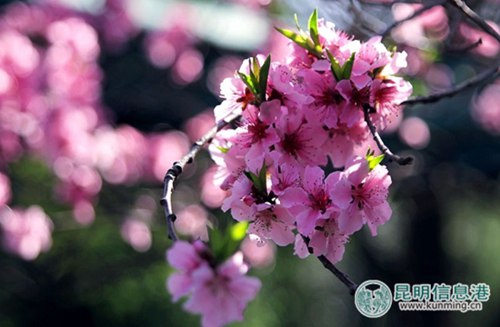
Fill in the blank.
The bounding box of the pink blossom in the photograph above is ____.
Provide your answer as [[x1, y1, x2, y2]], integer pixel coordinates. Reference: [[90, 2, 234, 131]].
[[319, 19, 358, 64], [184, 252, 261, 327], [221, 171, 270, 221], [214, 56, 266, 122], [0, 206, 53, 260], [167, 240, 208, 302], [331, 157, 392, 236], [309, 218, 348, 264], [167, 242, 261, 327], [351, 36, 391, 88], [247, 205, 295, 246], [298, 68, 343, 128], [293, 234, 310, 259], [267, 63, 312, 110], [323, 120, 369, 167], [370, 77, 413, 129], [232, 102, 280, 171], [336, 80, 369, 127], [280, 166, 340, 235], [271, 109, 328, 167], [270, 162, 301, 196], [208, 129, 246, 190]]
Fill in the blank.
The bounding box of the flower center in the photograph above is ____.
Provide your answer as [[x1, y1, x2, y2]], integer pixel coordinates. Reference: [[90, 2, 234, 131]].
[[281, 132, 301, 156], [309, 189, 330, 213]]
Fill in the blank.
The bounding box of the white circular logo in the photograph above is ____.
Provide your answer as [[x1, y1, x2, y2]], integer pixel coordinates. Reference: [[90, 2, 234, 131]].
[[354, 280, 393, 318]]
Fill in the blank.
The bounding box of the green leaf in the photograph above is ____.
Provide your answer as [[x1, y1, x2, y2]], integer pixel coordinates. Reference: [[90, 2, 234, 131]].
[[238, 71, 257, 95], [327, 50, 356, 81], [308, 9, 320, 48], [275, 27, 308, 47], [208, 227, 225, 260], [243, 163, 268, 195], [230, 221, 249, 242], [342, 52, 356, 79], [367, 154, 385, 171], [258, 55, 271, 102], [275, 27, 323, 58], [327, 49, 343, 81]]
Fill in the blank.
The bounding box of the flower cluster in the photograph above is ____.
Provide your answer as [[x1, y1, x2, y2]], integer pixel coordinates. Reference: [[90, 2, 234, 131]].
[[167, 241, 261, 327], [209, 11, 412, 264]]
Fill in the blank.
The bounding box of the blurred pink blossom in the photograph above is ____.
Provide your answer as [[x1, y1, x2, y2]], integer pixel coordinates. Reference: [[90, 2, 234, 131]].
[[230, 0, 272, 9], [148, 131, 190, 182], [472, 82, 500, 134], [176, 204, 210, 241], [95, 126, 148, 184], [207, 56, 244, 96], [200, 165, 227, 208], [0, 172, 11, 206], [459, 21, 500, 58], [241, 237, 275, 268], [0, 205, 53, 260], [399, 117, 431, 149], [121, 218, 152, 252], [391, 4, 449, 47], [184, 110, 215, 142]]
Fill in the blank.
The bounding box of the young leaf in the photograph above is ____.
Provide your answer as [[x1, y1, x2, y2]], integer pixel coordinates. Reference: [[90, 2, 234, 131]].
[[308, 9, 320, 48], [215, 145, 229, 154], [326, 49, 342, 81], [230, 221, 249, 242], [342, 52, 356, 80], [252, 56, 261, 78], [275, 27, 323, 58], [367, 154, 385, 171], [238, 72, 257, 95], [258, 55, 271, 102]]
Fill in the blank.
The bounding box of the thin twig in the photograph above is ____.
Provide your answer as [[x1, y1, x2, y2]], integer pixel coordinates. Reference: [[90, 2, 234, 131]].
[[358, 0, 423, 5], [402, 65, 500, 106], [448, 0, 500, 44], [302, 235, 358, 295], [317, 255, 359, 295], [446, 38, 482, 52], [363, 105, 413, 165], [381, 0, 445, 37], [160, 111, 241, 241]]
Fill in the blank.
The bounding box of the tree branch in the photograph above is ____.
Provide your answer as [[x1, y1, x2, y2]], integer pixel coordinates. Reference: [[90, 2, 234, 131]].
[[448, 0, 500, 44], [160, 111, 241, 241], [363, 105, 413, 165], [317, 255, 359, 295], [446, 38, 482, 53], [401, 64, 500, 106], [381, 0, 445, 37], [301, 235, 358, 295]]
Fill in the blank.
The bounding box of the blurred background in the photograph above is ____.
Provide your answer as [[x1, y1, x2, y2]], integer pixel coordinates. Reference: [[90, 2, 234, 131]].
[[0, 0, 499, 326]]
